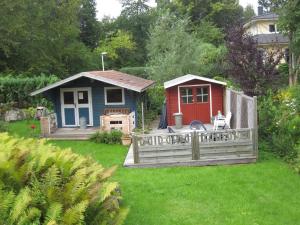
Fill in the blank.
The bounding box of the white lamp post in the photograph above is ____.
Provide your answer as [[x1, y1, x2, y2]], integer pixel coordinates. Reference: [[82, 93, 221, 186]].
[[101, 52, 107, 71]]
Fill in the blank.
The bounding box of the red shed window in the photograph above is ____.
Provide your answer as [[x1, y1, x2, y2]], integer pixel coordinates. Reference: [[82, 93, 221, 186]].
[[196, 87, 208, 103], [180, 87, 193, 104]]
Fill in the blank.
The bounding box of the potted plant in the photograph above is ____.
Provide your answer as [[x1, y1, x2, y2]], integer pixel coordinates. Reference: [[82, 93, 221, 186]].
[[121, 134, 132, 146]]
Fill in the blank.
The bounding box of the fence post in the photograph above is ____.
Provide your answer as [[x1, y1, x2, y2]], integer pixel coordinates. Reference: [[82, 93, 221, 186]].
[[253, 96, 258, 159], [132, 135, 140, 163], [192, 131, 200, 160]]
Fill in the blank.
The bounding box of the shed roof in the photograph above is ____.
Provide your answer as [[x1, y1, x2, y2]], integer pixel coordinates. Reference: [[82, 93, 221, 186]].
[[164, 74, 227, 89], [30, 70, 155, 96]]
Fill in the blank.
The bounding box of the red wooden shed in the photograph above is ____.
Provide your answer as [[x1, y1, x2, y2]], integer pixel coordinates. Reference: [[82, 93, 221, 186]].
[[164, 75, 227, 125]]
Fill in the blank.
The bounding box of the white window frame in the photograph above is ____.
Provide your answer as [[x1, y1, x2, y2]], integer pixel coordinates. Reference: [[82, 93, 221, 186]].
[[180, 87, 193, 104], [104, 87, 125, 105], [196, 87, 209, 103]]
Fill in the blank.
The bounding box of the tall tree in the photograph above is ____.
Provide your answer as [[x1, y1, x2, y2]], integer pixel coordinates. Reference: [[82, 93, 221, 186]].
[[243, 4, 255, 22], [147, 12, 226, 82], [0, 0, 98, 77], [276, 0, 300, 85], [225, 24, 283, 96], [110, 0, 157, 67], [207, 0, 244, 29], [79, 0, 100, 50]]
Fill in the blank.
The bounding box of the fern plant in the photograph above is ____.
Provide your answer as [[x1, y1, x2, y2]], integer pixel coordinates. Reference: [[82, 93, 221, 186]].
[[0, 133, 127, 225]]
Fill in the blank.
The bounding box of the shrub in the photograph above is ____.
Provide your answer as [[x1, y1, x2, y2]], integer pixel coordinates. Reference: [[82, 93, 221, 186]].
[[259, 86, 300, 160], [0, 133, 126, 224], [90, 130, 123, 144], [0, 121, 8, 132]]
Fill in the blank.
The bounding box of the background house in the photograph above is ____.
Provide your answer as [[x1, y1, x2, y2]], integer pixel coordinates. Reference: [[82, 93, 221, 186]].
[[244, 7, 289, 63]]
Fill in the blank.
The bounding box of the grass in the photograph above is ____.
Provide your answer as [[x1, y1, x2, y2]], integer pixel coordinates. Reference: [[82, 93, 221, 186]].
[[6, 120, 300, 225]]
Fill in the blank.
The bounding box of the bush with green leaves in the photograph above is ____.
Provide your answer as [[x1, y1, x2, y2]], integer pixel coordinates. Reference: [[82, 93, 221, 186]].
[[0, 133, 126, 224], [0, 74, 59, 108], [259, 86, 300, 160], [90, 130, 123, 144], [0, 121, 8, 132]]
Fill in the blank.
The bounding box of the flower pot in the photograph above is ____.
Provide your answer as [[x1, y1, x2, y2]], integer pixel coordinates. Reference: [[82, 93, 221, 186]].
[[121, 137, 132, 146]]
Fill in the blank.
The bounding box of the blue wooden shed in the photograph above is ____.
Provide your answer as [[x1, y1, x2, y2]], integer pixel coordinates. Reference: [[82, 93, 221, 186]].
[[31, 70, 155, 130]]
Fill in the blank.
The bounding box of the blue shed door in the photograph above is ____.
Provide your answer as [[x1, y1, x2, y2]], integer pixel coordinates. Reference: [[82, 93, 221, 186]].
[[60, 88, 93, 127]]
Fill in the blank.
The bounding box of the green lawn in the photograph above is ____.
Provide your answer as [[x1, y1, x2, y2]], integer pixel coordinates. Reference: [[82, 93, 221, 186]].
[[7, 120, 300, 225]]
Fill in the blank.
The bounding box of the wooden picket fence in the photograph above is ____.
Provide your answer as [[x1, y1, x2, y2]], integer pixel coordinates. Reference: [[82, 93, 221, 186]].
[[131, 128, 258, 166]]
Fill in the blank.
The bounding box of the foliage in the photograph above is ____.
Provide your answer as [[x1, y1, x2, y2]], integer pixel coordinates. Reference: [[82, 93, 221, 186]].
[[161, 0, 243, 30], [79, 0, 100, 49], [0, 133, 125, 224], [225, 23, 284, 96], [147, 13, 226, 82], [259, 86, 300, 160], [119, 67, 150, 78], [243, 4, 255, 22], [108, 0, 157, 68], [206, 1, 243, 30], [0, 0, 99, 77], [276, 0, 300, 86], [97, 30, 136, 60], [0, 74, 58, 108], [194, 20, 225, 46], [0, 121, 8, 132], [90, 130, 123, 144]]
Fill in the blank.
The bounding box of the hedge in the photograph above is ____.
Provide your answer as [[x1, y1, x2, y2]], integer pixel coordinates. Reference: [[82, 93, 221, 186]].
[[0, 74, 59, 108]]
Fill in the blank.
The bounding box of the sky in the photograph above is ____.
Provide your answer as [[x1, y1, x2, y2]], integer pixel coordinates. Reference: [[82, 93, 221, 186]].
[[96, 0, 259, 20]]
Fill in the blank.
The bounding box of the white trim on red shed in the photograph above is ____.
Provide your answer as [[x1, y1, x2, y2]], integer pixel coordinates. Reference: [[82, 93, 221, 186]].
[[164, 74, 227, 89]]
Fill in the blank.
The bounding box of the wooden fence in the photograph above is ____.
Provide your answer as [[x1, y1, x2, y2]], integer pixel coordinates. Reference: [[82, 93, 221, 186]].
[[132, 128, 258, 165], [225, 89, 257, 129]]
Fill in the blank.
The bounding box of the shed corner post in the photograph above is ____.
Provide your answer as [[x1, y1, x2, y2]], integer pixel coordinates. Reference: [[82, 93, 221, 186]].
[[132, 135, 140, 164], [253, 96, 258, 159]]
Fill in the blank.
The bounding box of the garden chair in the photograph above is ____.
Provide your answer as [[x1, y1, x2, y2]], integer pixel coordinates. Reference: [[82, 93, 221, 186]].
[[214, 112, 232, 130]]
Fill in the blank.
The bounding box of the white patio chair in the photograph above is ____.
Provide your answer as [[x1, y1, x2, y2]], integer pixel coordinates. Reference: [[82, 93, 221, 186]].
[[214, 112, 232, 130]]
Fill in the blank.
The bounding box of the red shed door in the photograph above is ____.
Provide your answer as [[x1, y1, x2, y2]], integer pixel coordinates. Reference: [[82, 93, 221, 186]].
[[179, 85, 211, 124]]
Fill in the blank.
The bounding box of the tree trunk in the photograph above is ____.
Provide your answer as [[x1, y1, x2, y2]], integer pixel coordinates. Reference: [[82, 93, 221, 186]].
[[288, 33, 295, 86]]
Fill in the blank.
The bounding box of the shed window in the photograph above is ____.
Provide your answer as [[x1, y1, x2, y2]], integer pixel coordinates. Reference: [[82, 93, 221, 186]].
[[196, 87, 209, 103], [180, 88, 193, 104], [105, 87, 125, 105]]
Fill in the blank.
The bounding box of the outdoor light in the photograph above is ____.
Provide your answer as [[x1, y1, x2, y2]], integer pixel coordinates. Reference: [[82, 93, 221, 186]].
[[101, 52, 107, 71]]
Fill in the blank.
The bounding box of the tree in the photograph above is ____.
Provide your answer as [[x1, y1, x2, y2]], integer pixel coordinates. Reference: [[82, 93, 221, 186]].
[[161, 0, 243, 30], [96, 30, 136, 67], [243, 4, 255, 22], [258, 0, 286, 13], [225, 24, 283, 96], [194, 20, 225, 46], [147, 12, 226, 82], [0, 0, 99, 77], [276, 0, 300, 85], [207, 0, 244, 30], [107, 0, 157, 67], [79, 0, 100, 49]]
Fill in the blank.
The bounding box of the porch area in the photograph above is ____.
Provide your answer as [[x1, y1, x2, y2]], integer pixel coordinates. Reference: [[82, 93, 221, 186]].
[[124, 128, 258, 168], [44, 127, 99, 140]]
